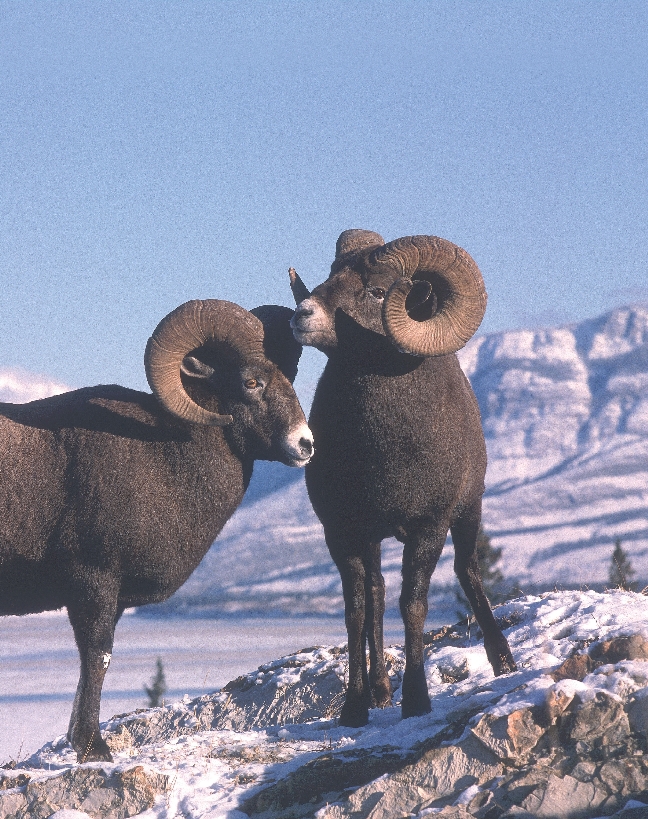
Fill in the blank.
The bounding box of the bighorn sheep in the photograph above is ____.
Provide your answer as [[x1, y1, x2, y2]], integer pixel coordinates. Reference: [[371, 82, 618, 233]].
[[0, 299, 313, 761], [289, 230, 516, 727]]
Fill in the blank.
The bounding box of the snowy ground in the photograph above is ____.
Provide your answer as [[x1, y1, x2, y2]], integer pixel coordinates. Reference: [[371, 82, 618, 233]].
[[9, 589, 648, 818], [0, 612, 405, 762]]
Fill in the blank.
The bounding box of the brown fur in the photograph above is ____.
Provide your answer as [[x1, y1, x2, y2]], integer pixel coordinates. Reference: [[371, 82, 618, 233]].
[[291, 242, 516, 726], [0, 311, 310, 761]]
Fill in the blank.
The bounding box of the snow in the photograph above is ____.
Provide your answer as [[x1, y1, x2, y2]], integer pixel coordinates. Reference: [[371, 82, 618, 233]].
[[0, 367, 69, 403], [0, 613, 364, 760], [10, 589, 648, 818]]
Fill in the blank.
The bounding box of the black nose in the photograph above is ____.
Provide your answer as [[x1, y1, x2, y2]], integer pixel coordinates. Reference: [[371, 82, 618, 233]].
[[299, 437, 314, 457], [296, 303, 314, 319], [291, 304, 313, 330]]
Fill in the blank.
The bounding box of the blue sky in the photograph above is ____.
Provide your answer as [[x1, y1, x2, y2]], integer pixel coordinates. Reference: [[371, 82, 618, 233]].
[[1, 1, 646, 400]]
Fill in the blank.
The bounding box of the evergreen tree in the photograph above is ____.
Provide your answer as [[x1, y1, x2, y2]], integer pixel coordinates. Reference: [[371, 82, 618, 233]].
[[455, 526, 505, 620], [145, 657, 167, 707], [609, 538, 637, 592]]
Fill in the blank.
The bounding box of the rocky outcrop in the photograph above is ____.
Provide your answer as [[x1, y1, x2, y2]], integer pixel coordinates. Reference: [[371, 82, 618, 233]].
[[0, 766, 169, 819], [100, 644, 348, 752], [275, 635, 648, 819], [4, 592, 648, 819], [237, 686, 648, 819]]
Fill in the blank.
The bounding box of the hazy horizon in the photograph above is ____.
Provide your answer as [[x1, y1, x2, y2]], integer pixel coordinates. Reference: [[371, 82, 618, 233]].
[[1, 1, 647, 404]]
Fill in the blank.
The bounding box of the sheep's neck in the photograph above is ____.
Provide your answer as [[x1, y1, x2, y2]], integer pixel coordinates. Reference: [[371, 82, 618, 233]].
[[330, 311, 423, 376]]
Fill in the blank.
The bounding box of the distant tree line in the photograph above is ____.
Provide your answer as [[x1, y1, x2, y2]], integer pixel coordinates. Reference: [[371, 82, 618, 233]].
[[455, 531, 642, 624], [609, 537, 637, 592]]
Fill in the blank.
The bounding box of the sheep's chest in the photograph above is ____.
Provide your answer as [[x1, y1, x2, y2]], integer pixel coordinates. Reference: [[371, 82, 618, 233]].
[[305, 359, 483, 532]]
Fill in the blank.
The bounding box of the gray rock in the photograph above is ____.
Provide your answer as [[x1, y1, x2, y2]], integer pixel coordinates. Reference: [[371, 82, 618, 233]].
[[431, 806, 474, 818], [319, 734, 502, 819], [0, 766, 169, 819], [593, 635, 648, 664], [470, 708, 545, 762], [611, 804, 648, 819], [240, 746, 409, 818], [628, 690, 648, 738], [518, 773, 608, 818], [563, 691, 631, 752], [488, 767, 555, 815], [569, 760, 598, 783], [0, 790, 27, 818], [545, 685, 577, 723], [599, 758, 648, 801]]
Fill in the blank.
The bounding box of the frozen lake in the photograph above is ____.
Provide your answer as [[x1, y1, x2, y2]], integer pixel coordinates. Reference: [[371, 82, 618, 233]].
[[0, 610, 407, 762]]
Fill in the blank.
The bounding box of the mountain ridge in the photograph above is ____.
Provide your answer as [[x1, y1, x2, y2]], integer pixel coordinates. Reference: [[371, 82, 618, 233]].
[[160, 302, 647, 615], [3, 304, 646, 616]]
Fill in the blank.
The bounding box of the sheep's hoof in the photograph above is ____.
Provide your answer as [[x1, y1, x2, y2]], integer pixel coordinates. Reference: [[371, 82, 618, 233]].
[[493, 653, 517, 676], [371, 678, 393, 709], [486, 639, 517, 676], [401, 670, 431, 718], [339, 698, 369, 727], [74, 734, 113, 763]]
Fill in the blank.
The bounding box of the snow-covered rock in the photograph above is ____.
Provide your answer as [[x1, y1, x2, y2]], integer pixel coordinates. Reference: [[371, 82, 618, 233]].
[[6, 590, 648, 818]]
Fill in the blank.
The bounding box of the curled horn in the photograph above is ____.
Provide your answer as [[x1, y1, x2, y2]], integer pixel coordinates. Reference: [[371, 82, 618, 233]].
[[288, 267, 310, 305], [145, 300, 265, 426], [378, 236, 487, 356]]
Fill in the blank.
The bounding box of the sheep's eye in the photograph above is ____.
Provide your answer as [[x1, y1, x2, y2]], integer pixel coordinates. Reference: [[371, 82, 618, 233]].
[[369, 287, 386, 300], [244, 378, 259, 390]]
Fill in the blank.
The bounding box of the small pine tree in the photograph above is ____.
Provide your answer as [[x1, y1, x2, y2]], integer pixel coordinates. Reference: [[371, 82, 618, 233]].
[[145, 657, 167, 707], [455, 526, 505, 620], [609, 538, 637, 592]]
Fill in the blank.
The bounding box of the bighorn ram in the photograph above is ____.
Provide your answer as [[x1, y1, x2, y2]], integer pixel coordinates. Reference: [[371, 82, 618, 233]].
[[0, 299, 313, 761], [290, 230, 516, 726]]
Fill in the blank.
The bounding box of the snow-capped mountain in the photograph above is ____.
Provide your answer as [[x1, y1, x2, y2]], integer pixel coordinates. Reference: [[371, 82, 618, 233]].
[[0, 367, 69, 404], [159, 303, 648, 616], [3, 305, 646, 616], [469, 304, 648, 589]]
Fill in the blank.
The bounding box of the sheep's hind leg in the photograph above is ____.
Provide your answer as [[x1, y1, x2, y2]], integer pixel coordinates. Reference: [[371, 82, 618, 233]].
[[451, 505, 517, 676], [365, 540, 391, 709], [67, 586, 122, 762], [329, 542, 372, 727], [400, 526, 446, 719]]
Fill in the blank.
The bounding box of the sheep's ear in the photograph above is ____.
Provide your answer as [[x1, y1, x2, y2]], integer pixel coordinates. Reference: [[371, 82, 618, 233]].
[[250, 305, 302, 383], [180, 355, 214, 379]]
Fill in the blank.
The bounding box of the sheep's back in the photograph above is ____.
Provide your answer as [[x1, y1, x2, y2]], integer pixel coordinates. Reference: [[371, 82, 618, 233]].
[[0, 385, 247, 613]]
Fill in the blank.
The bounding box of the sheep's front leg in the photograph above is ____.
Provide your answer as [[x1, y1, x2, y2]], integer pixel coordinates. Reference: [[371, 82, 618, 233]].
[[329, 544, 372, 727], [66, 585, 121, 762], [365, 541, 391, 709], [400, 527, 446, 718]]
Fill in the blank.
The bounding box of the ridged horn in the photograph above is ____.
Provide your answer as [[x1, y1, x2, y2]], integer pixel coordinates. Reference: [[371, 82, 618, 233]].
[[288, 267, 310, 304], [379, 236, 487, 356], [331, 229, 385, 275], [145, 300, 265, 426], [335, 229, 385, 259]]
